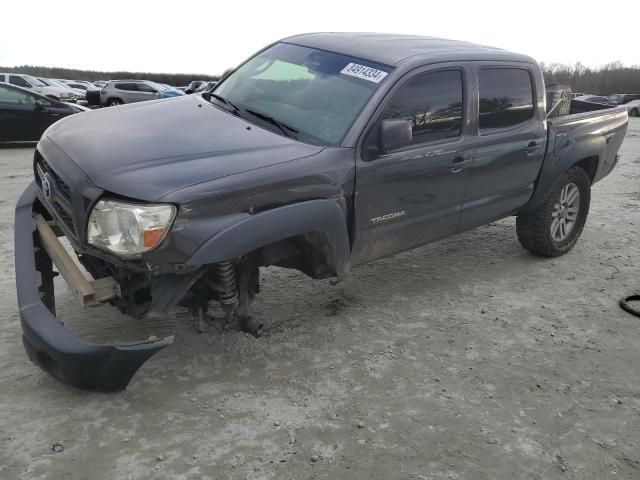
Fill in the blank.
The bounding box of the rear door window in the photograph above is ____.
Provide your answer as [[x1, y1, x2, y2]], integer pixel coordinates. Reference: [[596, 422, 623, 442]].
[[478, 68, 534, 132], [115, 83, 135, 91]]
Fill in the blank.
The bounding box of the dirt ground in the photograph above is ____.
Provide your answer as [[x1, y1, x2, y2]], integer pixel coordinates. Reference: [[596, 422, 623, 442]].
[[1, 120, 639, 480]]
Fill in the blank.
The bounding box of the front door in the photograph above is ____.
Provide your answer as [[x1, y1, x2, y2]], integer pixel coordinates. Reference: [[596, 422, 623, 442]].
[[0, 84, 40, 142], [352, 66, 472, 265]]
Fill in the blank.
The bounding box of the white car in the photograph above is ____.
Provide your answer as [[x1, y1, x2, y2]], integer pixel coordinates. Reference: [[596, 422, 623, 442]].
[[37, 78, 84, 101], [607, 94, 640, 117], [57, 79, 100, 92], [0, 73, 76, 102], [625, 100, 640, 117]]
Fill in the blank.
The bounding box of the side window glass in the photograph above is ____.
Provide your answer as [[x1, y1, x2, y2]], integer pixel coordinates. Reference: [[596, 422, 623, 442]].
[[382, 69, 464, 146], [136, 83, 154, 92], [9, 76, 31, 88], [479, 68, 534, 131], [0, 85, 37, 105]]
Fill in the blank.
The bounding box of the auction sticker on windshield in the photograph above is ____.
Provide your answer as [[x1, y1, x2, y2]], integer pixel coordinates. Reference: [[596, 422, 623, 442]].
[[340, 63, 388, 83]]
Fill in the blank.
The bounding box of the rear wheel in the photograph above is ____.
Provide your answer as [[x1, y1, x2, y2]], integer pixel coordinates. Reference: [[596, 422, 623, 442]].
[[630, 108, 639, 117], [516, 166, 591, 257], [107, 98, 123, 106]]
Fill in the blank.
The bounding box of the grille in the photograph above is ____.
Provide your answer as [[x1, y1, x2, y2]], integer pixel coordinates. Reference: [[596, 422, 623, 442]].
[[34, 152, 72, 201], [33, 151, 77, 238]]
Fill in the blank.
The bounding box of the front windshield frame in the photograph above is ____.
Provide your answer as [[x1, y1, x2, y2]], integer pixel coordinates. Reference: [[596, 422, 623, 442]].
[[211, 43, 393, 146]]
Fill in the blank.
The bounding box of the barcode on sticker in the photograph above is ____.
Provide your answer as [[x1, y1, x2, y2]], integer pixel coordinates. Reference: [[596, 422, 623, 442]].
[[340, 63, 388, 83]]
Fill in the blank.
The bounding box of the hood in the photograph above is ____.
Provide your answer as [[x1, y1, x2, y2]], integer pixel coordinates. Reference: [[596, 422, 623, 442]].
[[44, 95, 324, 201]]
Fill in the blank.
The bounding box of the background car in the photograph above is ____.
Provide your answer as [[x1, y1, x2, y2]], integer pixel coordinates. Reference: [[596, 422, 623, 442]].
[[36, 78, 83, 101], [0, 82, 86, 143], [58, 79, 100, 92], [573, 95, 618, 106], [185, 80, 204, 94], [607, 93, 640, 105], [0, 73, 76, 102], [156, 83, 185, 98], [606, 93, 640, 117], [197, 81, 218, 92], [100, 80, 164, 106], [623, 99, 640, 117]]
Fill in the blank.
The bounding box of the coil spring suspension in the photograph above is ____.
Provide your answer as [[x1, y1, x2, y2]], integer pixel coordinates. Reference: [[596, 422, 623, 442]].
[[209, 262, 238, 312]]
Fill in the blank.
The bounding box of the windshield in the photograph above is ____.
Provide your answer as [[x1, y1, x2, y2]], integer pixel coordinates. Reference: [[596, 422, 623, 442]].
[[50, 80, 70, 89], [148, 81, 168, 91], [213, 43, 392, 145], [24, 75, 46, 87]]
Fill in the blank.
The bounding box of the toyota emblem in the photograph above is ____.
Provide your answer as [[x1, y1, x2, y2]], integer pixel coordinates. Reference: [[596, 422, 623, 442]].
[[41, 175, 52, 199]]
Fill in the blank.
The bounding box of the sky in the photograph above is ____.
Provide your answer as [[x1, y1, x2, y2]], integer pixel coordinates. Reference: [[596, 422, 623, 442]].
[[2, 0, 638, 75]]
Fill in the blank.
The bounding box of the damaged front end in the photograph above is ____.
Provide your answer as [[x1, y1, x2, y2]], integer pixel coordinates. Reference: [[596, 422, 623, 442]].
[[15, 176, 261, 391], [15, 183, 174, 391]]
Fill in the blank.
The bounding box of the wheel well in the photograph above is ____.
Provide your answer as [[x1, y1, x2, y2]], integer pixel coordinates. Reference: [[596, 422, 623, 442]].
[[575, 156, 598, 184], [254, 233, 337, 279]]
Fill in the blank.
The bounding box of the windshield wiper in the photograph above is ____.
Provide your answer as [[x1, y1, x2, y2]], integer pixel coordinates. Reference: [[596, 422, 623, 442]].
[[207, 93, 241, 114], [244, 108, 299, 139]]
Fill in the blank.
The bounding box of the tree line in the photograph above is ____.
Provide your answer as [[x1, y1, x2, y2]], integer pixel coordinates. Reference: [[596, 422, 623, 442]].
[[0, 65, 220, 87], [3, 62, 640, 94], [541, 62, 640, 95]]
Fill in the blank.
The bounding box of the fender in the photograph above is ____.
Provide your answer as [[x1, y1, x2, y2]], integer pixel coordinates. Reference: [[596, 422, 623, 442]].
[[522, 129, 605, 213], [186, 199, 352, 277]]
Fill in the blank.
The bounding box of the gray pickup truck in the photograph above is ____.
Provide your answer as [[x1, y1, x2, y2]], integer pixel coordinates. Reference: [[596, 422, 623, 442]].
[[15, 33, 628, 391]]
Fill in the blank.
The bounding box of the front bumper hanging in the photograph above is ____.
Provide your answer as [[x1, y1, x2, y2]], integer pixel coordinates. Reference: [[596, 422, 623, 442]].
[[14, 182, 173, 392]]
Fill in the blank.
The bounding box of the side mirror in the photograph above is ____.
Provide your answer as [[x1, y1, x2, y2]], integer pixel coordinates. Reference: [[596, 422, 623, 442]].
[[34, 100, 45, 110], [380, 119, 412, 153]]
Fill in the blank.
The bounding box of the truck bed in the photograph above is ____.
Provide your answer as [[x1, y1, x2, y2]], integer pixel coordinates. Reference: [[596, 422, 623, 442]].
[[523, 106, 628, 213]]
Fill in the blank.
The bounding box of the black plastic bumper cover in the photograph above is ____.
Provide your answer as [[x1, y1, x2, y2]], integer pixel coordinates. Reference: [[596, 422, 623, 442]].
[[15, 182, 172, 391]]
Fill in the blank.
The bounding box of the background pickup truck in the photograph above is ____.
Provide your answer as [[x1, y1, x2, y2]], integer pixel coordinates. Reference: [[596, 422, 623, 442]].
[[14, 33, 628, 391]]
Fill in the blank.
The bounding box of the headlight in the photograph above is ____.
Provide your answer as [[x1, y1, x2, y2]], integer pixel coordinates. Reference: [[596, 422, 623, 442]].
[[87, 199, 176, 256]]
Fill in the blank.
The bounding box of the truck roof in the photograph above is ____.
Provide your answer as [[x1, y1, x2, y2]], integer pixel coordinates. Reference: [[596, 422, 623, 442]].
[[282, 32, 535, 67]]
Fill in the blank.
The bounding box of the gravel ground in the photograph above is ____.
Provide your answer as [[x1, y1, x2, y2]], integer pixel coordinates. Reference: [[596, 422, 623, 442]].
[[1, 119, 639, 480]]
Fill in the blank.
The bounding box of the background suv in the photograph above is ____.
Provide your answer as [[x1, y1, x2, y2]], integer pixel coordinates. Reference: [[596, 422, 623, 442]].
[[100, 80, 163, 106], [0, 73, 76, 102]]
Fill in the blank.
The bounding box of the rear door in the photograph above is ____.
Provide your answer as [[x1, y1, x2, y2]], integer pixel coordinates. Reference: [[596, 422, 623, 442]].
[[458, 64, 546, 231], [352, 64, 473, 265], [114, 82, 136, 102]]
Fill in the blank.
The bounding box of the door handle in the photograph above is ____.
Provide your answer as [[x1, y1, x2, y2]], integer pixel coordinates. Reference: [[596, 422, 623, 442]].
[[450, 156, 466, 174], [525, 141, 539, 156]]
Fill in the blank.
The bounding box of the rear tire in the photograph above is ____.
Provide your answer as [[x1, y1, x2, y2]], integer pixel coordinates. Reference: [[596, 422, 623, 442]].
[[516, 167, 591, 257], [107, 98, 123, 106], [630, 108, 639, 117]]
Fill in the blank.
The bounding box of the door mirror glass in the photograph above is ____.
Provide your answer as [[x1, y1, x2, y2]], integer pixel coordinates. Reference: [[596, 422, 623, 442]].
[[380, 119, 412, 152]]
